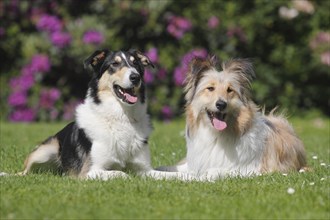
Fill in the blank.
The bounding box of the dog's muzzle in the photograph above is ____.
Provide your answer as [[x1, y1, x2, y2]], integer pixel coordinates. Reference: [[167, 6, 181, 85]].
[[129, 73, 141, 86]]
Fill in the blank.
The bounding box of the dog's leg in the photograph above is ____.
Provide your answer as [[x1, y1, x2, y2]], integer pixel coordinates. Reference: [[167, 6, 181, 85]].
[[156, 158, 188, 172], [128, 145, 196, 181], [85, 169, 129, 180], [21, 137, 60, 175], [140, 169, 198, 181]]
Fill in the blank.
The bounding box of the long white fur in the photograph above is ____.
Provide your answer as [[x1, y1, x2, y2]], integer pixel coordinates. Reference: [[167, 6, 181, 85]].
[[184, 113, 271, 180], [158, 63, 305, 181]]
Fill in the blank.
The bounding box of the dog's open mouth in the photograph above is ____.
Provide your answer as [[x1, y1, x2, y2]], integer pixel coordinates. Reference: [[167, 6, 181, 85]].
[[114, 85, 138, 104], [207, 110, 227, 131]]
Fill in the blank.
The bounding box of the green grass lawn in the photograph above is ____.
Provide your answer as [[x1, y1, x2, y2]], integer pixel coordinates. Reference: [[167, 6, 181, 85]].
[[0, 117, 329, 219]]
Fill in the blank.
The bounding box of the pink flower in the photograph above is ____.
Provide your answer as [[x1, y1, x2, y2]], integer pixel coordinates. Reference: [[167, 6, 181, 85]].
[[50, 109, 59, 121], [182, 48, 208, 68], [10, 74, 35, 92], [39, 88, 61, 109], [292, 0, 314, 14], [82, 30, 104, 45], [144, 69, 154, 84], [174, 48, 208, 86], [167, 16, 192, 39], [158, 68, 167, 80], [227, 27, 247, 43], [208, 16, 219, 29], [146, 48, 158, 63], [50, 32, 72, 48], [174, 17, 192, 31], [161, 105, 173, 121], [9, 107, 36, 122], [8, 91, 28, 107], [49, 88, 61, 100], [21, 64, 34, 76], [320, 51, 330, 66], [310, 32, 330, 50], [30, 54, 51, 73], [63, 100, 81, 121], [174, 66, 186, 86], [37, 14, 62, 33], [167, 24, 184, 39]]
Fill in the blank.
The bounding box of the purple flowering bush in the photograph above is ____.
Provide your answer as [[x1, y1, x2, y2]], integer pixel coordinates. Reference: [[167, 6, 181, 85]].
[[1, 0, 329, 122], [83, 30, 104, 45]]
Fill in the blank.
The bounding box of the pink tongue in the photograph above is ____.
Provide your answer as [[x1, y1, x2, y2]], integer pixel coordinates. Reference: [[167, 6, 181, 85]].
[[124, 93, 138, 103], [212, 118, 227, 131]]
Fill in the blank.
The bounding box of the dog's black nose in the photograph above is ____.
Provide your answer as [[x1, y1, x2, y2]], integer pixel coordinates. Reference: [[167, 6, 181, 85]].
[[216, 100, 227, 111], [129, 73, 141, 85]]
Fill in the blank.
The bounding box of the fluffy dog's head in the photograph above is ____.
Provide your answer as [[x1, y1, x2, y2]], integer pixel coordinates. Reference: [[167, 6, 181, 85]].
[[185, 57, 257, 135], [84, 49, 153, 105]]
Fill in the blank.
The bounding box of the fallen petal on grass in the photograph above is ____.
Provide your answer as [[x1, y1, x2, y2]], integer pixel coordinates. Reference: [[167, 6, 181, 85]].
[[287, 188, 295, 194], [0, 172, 9, 176]]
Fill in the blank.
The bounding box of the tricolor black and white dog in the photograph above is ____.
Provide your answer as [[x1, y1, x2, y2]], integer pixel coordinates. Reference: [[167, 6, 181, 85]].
[[21, 49, 192, 181]]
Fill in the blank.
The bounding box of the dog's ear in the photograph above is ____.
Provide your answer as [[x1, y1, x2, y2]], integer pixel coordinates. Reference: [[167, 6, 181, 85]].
[[189, 57, 214, 76], [222, 58, 255, 82], [222, 58, 255, 102], [184, 57, 213, 104], [129, 49, 154, 68], [209, 55, 220, 67], [84, 49, 110, 73]]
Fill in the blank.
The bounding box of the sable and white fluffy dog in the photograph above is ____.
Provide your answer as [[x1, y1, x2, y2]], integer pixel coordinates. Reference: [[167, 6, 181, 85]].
[[20, 49, 192, 181], [158, 57, 307, 181]]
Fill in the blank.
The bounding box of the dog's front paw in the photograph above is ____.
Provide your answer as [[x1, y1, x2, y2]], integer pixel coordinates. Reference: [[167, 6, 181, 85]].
[[198, 174, 217, 182], [86, 170, 130, 181], [198, 169, 225, 182]]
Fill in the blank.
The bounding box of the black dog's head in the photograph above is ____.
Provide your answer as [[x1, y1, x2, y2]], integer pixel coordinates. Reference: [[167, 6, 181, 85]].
[[84, 49, 154, 105]]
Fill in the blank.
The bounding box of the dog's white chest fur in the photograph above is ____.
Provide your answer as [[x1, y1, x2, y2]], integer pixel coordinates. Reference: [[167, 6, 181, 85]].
[[76, 96, 151, 170], [186, 117, 269, 176]]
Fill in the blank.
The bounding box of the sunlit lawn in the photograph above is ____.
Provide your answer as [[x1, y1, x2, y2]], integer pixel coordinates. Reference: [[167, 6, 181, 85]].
[[0, 117, 329, 219]]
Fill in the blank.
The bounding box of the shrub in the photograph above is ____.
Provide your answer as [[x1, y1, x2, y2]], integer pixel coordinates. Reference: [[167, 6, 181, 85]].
[[1, 0, 329, 122]]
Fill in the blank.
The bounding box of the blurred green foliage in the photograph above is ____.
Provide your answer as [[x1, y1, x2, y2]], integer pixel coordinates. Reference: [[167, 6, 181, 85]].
[[0, 0, 329, 122]]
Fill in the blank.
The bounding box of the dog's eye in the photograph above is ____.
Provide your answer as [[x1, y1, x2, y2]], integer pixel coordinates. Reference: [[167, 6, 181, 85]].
[[227, 87, 233, 93], [207, 87, 215, 92], [111, 61, 120, 67], [132, 60, 138, 65]]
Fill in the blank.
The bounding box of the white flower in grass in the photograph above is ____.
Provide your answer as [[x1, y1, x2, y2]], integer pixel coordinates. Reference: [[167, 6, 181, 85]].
[[320, 178, 325, 181], [309, 182, 315, 186], [320, 163, 326, 166], [299, 168, 306, 173], [287, 188, 295, 194], [312, 155, 318, 160], [282, 173, 288, 176], [0, 172, 8, 176]]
